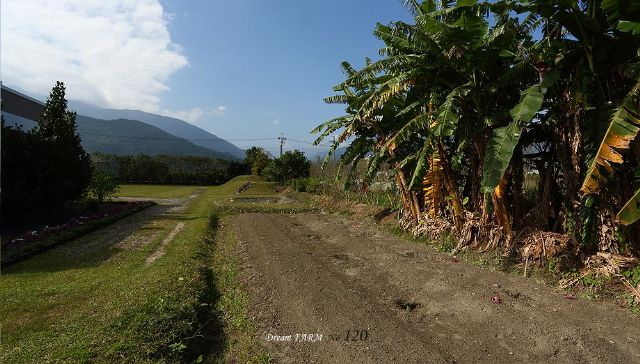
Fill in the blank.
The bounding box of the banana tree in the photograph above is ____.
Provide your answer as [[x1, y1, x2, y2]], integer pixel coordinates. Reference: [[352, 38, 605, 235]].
[[315, 0, 640, 253]]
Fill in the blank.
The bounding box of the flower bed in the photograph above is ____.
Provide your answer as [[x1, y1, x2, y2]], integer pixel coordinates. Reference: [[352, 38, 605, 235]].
[[1, 201, 153, 265]]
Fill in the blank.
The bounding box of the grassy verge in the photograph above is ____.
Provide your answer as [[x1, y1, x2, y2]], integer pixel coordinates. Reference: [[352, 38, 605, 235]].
[[116, 184, 202, 199]]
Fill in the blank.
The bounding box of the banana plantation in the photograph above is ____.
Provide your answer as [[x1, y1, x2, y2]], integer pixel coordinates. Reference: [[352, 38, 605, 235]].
[[314, 0, 640, 265]]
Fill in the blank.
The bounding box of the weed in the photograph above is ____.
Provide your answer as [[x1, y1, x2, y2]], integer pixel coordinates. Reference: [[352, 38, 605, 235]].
[[436, 235, 455, 253], [621, 266, 640, 287], [580, 272, 609, 288]]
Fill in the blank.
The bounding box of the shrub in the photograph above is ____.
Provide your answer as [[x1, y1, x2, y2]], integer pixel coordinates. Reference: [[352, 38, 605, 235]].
[[293, 177, 324, 193], [88, 170, 120, 203], [263, 150, 310, 184]]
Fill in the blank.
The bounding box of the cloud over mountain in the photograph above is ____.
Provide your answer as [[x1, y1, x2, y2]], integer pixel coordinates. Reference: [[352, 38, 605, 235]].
[[1, 0, 188, 112]]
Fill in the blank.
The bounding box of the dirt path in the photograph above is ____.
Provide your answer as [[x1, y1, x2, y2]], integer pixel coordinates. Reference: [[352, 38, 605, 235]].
[[232, 212, 640, 363]]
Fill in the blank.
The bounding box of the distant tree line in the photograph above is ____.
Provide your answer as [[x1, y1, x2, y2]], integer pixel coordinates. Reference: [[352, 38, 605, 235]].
[[92, 153, 249, 185], [1, 82, 92, 225]]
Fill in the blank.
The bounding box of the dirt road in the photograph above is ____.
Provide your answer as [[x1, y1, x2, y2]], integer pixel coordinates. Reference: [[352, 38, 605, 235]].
[[232, 212, 640, 363]]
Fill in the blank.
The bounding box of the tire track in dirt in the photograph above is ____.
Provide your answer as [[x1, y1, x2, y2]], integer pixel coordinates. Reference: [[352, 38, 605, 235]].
[[233, 212, 640, 363], [145, 222, 185, 264]]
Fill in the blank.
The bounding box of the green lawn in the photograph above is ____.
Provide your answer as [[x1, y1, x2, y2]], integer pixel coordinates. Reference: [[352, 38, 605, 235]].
[[0, 176, 294, 363], [116, 184, 202, 199], [240, 181, 278, 196]]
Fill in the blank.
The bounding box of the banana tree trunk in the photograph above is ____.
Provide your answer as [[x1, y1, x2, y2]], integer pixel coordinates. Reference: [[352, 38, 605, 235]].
[[481, 193, 491, 224], [437, 142, 464, 232], [512, 146, 524, 224], [492, 173, 513, 241], [555, 116, 582, 234], [396, 169, 420, 223], [472, 134, 486, 213]]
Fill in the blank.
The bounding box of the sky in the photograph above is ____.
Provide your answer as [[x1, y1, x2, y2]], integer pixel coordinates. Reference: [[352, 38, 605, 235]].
[[1, 0, 412, 154]]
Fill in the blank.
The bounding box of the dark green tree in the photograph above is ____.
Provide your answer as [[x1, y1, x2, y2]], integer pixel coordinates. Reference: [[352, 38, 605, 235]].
[[34, 81, 92, 209], [244, 146, 271, 175], [263, 150, 310, 184], [1, 118, 43, 224]]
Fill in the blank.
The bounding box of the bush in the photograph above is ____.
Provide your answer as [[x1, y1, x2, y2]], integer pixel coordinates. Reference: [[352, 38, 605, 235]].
[[292, 177, 324, 193], [263, 150, 310, 184], [88, 170, 119, 203]]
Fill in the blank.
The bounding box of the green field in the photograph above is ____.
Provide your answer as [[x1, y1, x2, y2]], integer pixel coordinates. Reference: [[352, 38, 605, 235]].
[[0, 176, 276, 363], [116, 184, 202, 199]]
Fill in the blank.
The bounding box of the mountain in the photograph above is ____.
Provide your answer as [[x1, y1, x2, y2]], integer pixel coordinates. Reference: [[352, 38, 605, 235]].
[[2, 112, 230, 158], [75, 116, 233, 157], [69, 101, 245, 160]]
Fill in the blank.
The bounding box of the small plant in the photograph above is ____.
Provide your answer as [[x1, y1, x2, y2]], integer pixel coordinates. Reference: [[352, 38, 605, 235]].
[[169, 342, 187, 355], [621, 266, 640, 287], [579, 272, 611, 291], [436, 235, 455, 253], [292, 177, 323, 193], [88, 170, 119, 203]]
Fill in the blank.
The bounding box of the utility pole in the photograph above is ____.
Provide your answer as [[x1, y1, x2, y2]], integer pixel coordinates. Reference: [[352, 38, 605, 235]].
[[278, 133, 287, 157]]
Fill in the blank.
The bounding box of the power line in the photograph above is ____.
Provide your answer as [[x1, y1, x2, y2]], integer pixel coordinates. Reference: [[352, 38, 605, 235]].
[[71, 132, 278, 143], [287, 138, 331, 147]]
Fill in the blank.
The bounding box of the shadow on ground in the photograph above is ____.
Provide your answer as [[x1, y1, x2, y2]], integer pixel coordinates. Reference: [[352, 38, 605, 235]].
[[2, 205, 174, 274], [183, 215, 227, 363]]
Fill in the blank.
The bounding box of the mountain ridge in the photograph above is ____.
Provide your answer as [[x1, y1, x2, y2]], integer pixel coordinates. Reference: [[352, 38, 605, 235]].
[[1, 111, 232, 159], [69, 101, 245, 160]]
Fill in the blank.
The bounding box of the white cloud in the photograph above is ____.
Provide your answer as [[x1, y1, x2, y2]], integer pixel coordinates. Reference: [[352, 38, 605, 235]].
[[208, 105, 227, 117], [160, 105, 227, 122], [1, 0, 188, 112], [161, 107, 204, 122]]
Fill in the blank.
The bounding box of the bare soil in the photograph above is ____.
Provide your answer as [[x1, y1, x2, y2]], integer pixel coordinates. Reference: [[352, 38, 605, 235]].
[[232, 212, 640, 363]]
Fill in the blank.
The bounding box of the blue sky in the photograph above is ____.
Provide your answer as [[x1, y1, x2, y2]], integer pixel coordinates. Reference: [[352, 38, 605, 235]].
[[160, 0, 412, 153], [2, 0, 412, 154]]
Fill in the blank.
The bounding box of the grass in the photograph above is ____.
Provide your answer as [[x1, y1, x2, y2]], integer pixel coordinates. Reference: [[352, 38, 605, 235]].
[[0, 176, 284, 363], [1, 188, 214, 362], [214, 176, 314, 214], [208, 215, 272, 363], [116, 184, 202, 199], [237, 179, 278, 196]]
